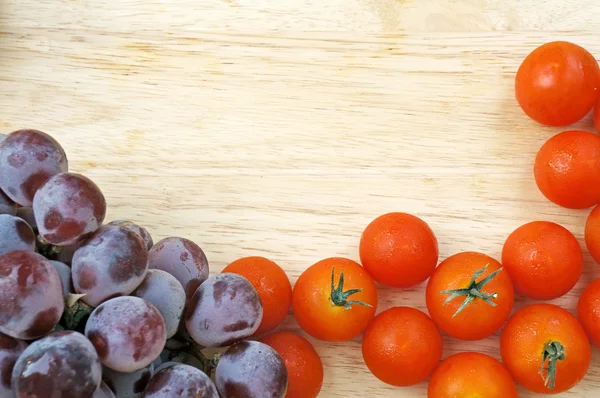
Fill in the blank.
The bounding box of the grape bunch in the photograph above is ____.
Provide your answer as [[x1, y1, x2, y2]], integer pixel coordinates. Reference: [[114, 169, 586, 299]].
[[0, 128, 292, 397]]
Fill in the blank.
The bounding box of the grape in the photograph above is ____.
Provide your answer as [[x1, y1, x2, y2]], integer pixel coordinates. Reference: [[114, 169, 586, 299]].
[[108, 220, 153, 251], [102, 363, 153, 398], [148, 237, 209, 297], [54, 241, 82, 266], [11, 331, 102, 397], [93, 381, 116, 398], [215, 340, 288, 398], [0, 333, 27, 396], [0, 189, 16, 215], [0, 251, 64, 339], [33, 172, 106, 246], [15, 207, 36, 229], [132, 270, 185, 339], [0, 214, 35, 255], [145, 364, 219, 398], [0, 129, 68, 206], [72, 224, 148, 307], [50, 260, 72, 296], [185, 273, 263, 347], [0, 133, 5, 143], [85, 296, 167, 373]]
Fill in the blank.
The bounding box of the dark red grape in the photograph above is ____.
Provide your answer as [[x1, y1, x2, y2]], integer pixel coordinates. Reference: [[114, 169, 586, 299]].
[[72, 224, 148, 307], [0, 251, 64, 339], [0, 189, 16, 216], [102, 363, 153, 398], [85, 296, 167, 372], [185, 273, 263, 347], [93, 380, 116, 398], [108, 220, 153, 251], [33, 172, 106, 246], [0, 333, 27, 396], [132, 269, 185, 339], [0, 214, 35, 255], [145, 363, 218, 398], [11, 331, 102, 398], [15, 207, 36, 229], [148, 237, 209, 297], [215, 340, 288, 398], [50, 260, 72, 296], [0, 129, 68, 207]]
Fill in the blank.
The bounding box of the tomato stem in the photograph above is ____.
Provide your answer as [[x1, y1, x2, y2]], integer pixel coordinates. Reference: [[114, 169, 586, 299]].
[[438, 264, 503, 318], [330, 267, 372, 311], [539, 341, 565, 390]]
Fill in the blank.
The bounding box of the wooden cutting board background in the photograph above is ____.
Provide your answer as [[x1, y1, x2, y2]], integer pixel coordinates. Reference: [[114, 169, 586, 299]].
[[2, 1, 600, 396]]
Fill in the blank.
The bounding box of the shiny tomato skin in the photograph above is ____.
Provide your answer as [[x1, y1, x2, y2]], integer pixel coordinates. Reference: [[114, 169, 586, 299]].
[[359, 212, 438, 288], [577, 279, 600, 349], [426, 252, 514, 341], [585, 205, 600, 264], [500, 304, 591, 394], [362, 306, 442, 387], [515, 41, 600, 126], [292, 257, 377, 342], [427, 352, 518, 398], [502, 221, 582, 300]]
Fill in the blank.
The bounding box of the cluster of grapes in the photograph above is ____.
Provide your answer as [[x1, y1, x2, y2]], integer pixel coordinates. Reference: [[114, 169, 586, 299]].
[[0, 129, 288, 397]]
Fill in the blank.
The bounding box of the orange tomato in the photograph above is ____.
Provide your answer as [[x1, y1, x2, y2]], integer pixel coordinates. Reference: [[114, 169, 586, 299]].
[[515, 41, 600, 126], [425, 252, 514, 340], [362, 306, 442, 387], [292, 257, 377, 342], [501, 304, 591, 394], [585, 205, 600, 264], [222, 256, 292, 336], [261, 331, 323, 398], [359, 212, 438, 288], [534, 130, 600, 209], [577, 278, 600, 349], [428, 352, 518, 398], [502, 221, 582, 300]]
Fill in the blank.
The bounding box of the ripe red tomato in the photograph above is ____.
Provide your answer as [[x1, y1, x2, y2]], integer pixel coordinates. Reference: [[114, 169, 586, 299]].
[[534, 130, 600, 209], [292, 257, 377, 342], [222, 256, 292, 336], [261, 331, 323, 398], [359, 212, 438, 288], [428, 352, 518, 398], [502, 221, 582, 300], [425, 252, 514, 340], [515, 41, 600, 126], [362, 306, 442, 387], [585, 205, 600, 264], [595, 99, 600, 133], [577, 278, 600, 349], [501, 304, 591, 394]]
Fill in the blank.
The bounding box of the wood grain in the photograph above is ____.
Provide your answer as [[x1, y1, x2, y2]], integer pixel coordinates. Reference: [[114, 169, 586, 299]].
[[2, 1, 600, 396]]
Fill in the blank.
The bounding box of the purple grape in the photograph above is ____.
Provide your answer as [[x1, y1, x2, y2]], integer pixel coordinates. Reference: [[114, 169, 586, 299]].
[[0, 133, 5, 143], [0, 214, 35, 255], [0, 251, 64, 339], [85, 296, 167, 373], [185, 273, 263, 347], [0, 333, 27, 396], [0, 129, 68, 206], [33, 172, 106, 246], [148, 237, 209, 297], [15, 207, 36, 229], [0, 189, 16, 216], [145, 364, 218, 398], [216, 340, 288, 398], [93, 381, 116, 398], [102, 363, 153, 398], [11, 331, 102, 398], [108, 220, 153, 251], [72, 224, 148, 307], [50, 260, 72, 296], [132, 270, 185, 339], [54, 240, 82, 266]]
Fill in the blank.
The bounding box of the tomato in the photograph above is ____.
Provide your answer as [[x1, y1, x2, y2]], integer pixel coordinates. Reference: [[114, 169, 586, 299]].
[[534, 130, 600, 209], [292, 257, 377, 341], [501, 304, 591, 394], [585, 205, 600, 264], [502, 221, 582, 300], [362, 306, 442, 387], [595, 99, 600, 133], [359, 212, 438, 288], [577, 278, 600, 349], [515, 41, 600, 126], [261, 331, 323, 398], [222, 256, 292, 336], [428, 352, 518, 398], [425, 252, 513, 340]]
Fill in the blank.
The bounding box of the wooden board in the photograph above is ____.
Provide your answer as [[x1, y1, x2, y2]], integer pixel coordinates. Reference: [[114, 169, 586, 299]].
[[2, 1, 600, 396]]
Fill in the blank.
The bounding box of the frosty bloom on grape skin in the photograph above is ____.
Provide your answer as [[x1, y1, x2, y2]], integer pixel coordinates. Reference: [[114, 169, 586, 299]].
[[145, 364, 219, 398], [93, 381, 116, 398], [50, 260, 73, 296], [0, 214, 35, 255], [108, 219, 154, 251], [0, 189, 16, 216], [102, 363, 154, 398], [0, 333, 28, 396]]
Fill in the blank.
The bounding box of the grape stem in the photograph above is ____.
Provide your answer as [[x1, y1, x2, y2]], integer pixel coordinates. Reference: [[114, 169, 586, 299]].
[[60, 299, 94, 331], [330, 267, 372, 311], [438, 264, 503, 318], [539, 341, 565, 390]]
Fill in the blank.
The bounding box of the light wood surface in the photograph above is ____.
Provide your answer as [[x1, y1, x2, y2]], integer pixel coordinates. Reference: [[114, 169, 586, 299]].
[[2, 1, 600, 396]]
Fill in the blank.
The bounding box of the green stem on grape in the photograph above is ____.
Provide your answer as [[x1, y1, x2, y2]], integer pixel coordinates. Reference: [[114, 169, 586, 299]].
[[539, 341, 565, 390], [35, 235, 63, 259], [61, 298, 94, 331], [330, 267, 372, 310]]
